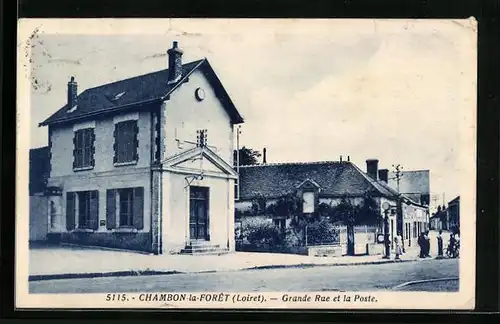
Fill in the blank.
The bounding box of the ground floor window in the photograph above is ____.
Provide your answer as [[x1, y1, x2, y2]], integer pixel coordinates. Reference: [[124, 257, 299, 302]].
[[106, 187, 144, 230], [66, 190, 99, 230], [273, 218, 286, 232]]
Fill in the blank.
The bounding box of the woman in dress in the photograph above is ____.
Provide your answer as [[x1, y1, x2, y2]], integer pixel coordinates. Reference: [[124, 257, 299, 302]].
[[394, 232, 403, 260]]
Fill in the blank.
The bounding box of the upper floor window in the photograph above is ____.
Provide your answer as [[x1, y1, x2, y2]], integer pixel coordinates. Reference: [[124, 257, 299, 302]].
[[303, 191, 315, 213], [73, 128, 95, 170], [113, 120, 139, 165]]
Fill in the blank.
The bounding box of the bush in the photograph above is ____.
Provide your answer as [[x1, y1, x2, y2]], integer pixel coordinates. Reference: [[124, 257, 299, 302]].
[[306, 219, 340, 246], [241, 221, 284, 247]]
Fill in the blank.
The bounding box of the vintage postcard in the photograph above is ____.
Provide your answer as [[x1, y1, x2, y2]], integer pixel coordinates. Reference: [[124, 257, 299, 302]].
[[17, 18, 477, 310]]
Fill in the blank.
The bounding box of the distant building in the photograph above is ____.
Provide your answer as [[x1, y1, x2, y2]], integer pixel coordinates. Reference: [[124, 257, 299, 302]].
[[447, 196, 460, 233], [388, 170, 430, 206]]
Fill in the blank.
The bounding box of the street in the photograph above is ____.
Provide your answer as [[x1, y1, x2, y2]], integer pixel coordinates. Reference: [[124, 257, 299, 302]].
[[30, 258, 458, 293]]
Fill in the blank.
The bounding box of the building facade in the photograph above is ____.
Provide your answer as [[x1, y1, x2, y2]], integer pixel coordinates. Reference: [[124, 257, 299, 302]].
[[29, 147, 50, 242], [39, 41, 244, 254], [447, 196, 460, 233], [235, 158, 429, 252]]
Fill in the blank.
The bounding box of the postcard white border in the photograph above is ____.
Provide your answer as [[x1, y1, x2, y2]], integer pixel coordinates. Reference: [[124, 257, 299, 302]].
[[16, 18, 477, 310]]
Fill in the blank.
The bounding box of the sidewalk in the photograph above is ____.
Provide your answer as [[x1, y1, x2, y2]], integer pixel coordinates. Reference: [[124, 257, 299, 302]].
[[28, 244, 427, 281]]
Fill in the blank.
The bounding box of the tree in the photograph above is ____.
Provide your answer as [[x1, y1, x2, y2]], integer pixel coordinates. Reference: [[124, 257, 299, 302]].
[[233, 146, 262, 166]]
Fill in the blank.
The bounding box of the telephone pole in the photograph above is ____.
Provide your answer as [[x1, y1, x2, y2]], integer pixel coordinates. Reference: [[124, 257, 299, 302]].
[[392, 164, 403, 193], [236, 125, 241, 173]]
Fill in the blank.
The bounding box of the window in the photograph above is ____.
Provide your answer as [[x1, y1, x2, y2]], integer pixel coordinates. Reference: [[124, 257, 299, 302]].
[[119, 188, 134, 227], [303, 191, 315, 213], [234, 179, 239, 201], [106, 187, 144, 230], [78, 191, 92, 228], [113, 120, 138, 164], [66, 190, 99, 230], [273, 218, 286, 232], [73, 128, 95, 169]]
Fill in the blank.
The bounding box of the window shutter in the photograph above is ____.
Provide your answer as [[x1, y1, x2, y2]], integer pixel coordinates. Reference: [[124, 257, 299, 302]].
[[106, 189, 117, 230], [72, 132, 78, 169], [134, 122, 139, 161], [88, 190, 99, 230], [90, 130, 96, 167], [132, 187, 144, 230], [66, 192, 76, 230], [113, 125, 118, 164]]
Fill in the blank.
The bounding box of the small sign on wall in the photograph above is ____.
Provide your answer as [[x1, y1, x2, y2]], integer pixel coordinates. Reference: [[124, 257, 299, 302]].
[[100, 220, 106, 227]]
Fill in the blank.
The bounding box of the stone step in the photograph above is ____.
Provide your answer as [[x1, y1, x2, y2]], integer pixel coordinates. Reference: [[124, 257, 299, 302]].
[[180, 245, 229, 255]]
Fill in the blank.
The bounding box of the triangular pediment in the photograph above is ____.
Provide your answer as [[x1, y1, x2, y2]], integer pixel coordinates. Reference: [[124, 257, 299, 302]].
[[162, 146, 238, 178], [297, 178, 321, 191]]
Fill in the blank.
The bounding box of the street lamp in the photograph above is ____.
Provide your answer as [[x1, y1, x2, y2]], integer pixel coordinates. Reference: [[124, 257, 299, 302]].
[[382, 202, 391, 259]]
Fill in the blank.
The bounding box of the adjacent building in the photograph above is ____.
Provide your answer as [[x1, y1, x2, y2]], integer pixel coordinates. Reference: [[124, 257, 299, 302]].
[[38, 41, 244, 255], [447, 196, 460, 233], [235, 158, 429, 251], [29, 146, 50, 242]]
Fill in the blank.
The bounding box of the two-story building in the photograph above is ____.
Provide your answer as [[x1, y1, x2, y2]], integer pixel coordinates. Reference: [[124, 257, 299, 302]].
[[39, 41, 244, 255]]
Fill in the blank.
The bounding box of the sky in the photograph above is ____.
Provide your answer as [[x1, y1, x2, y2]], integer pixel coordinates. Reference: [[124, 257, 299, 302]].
[[25, 19, 477, 208]]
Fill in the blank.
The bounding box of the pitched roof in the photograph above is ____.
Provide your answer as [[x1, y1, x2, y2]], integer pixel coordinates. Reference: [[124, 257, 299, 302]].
[[40, 59, 244, 126], [238, 161, 398, 200], [29, 147, 50, 195]]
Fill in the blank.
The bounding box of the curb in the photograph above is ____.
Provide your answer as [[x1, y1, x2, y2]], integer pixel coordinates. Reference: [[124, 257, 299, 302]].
[[392, 277, 460, 290], [29, 270, 183, 282], [244, 258, 420, 271], [29, 257, 425, 282]]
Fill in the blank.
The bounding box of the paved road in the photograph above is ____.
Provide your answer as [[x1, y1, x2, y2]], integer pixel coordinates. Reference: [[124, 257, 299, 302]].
[[393, 279, 459, 292], [30, 258, 458, 294]]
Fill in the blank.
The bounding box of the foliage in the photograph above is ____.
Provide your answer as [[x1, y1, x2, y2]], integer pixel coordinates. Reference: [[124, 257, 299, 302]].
[[240, 221, 284, 247], [233, 146, 262, 166], [305, 218, 340, 246], [250, 191, 267, 216], [356, 194, 381, 226]]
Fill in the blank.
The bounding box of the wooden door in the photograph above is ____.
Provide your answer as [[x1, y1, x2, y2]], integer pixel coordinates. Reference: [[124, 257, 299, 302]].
[[189, 186, 209, 240]]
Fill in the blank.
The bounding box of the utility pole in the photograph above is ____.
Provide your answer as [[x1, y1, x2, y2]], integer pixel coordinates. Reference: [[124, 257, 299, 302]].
[[236, 125, 241, 173], [236, 125, 242, 200], [392, 164, 404, 253], [392, 164, 403, 193]]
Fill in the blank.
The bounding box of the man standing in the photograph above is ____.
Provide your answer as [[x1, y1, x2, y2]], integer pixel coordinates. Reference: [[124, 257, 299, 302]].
[[437, 230, 444, 258], [425, 230, 431, 257]]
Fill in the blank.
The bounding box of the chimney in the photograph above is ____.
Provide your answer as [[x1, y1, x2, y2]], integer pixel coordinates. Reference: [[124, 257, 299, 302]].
[[366, 159, 379, 180], [67, 76, 77, 110], [263, 148, 267, 164], [167, 41, 184, 84], [340, 155, 343, 162], [347, 156, 350, 162], [378, 168, 389, 183]]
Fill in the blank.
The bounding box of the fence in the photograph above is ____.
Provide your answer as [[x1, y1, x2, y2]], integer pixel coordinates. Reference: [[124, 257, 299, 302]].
[[306, 224, 378, 247]]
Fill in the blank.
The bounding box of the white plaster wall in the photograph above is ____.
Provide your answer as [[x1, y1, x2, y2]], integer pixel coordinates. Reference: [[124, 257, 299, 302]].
[[50, 111, 152, 178], [163, 70, 234, 165], [47, 168, 151, 233], [319, 197, 365, 207], [163, 172, 233, 252]]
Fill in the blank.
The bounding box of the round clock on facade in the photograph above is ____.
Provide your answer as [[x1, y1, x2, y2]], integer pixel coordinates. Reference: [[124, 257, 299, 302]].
[[195, 87, 205, 101]]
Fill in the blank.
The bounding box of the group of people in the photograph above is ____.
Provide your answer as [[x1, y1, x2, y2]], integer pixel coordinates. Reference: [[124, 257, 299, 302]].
[[391, 229, 460, 260]]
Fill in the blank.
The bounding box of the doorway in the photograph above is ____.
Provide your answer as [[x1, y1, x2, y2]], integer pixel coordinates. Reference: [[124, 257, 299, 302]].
[[189, 186, 209, 241]]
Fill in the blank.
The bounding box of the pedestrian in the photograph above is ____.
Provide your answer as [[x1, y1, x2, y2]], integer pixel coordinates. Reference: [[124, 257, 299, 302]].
[[424, 230, 431, 257], [418, 232, 425, 258], [437, 230, 444, 258], [394, 232, 403, 261], [448, 232, 456, 258]]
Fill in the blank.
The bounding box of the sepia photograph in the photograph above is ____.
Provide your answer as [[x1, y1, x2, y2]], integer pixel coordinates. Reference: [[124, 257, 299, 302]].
[[17, 18, 476, 309]]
